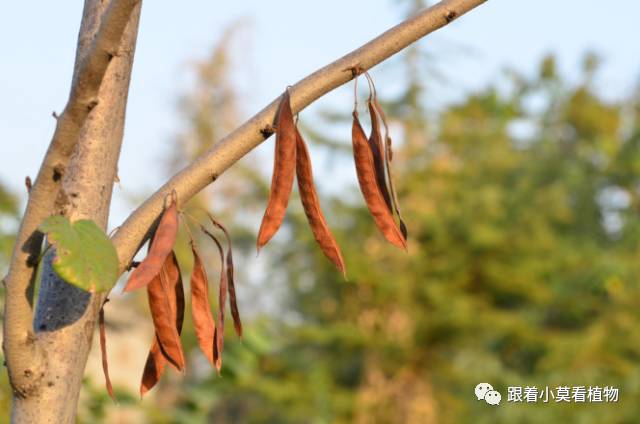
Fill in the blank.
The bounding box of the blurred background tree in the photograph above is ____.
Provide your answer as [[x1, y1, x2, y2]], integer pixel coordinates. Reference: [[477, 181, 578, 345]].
[[0, 184, 18, 274], [84, 37, 640, 424]]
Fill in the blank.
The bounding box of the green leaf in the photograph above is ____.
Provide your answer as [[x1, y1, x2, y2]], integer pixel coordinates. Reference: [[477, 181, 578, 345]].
[[39, 216, 119, 292]]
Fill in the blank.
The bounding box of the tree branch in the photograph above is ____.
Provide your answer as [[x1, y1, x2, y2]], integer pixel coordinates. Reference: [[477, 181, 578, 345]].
[[112, 0, 487, 267], [3, 0, 140, 397]]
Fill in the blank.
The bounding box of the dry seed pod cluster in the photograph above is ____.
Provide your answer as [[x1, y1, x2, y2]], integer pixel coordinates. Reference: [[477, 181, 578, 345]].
[[140, 251, 185, 395], [257, 90, 346, 275], [100, 193, 243, 398], [257, 80, 408, 269], [100, 75, 406, 400], [352, 72, 408, 248]]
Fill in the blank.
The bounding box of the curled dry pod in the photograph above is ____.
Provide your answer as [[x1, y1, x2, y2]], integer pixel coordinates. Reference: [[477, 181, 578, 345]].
[[372, 97, 408, 240], [352, 111, 406, 249], [190, 241, 217, 366], [203, 228, 227, 373], [367, 99, 392, 211], [257, 90, 297, 250], [225, 246, 241, 337], [124, 196, 179, 292], [295, 127, 346, 275], [208, 214, 242, 338], [99, 303, 115, 402], [140, 251, 185, 396], [147, 251, 185, 371]]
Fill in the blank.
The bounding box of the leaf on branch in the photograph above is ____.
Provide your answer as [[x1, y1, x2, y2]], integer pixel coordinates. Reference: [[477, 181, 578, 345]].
[[39, 215, 119, 292]]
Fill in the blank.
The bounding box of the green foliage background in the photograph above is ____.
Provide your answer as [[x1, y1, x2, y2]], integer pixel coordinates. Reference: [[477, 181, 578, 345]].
[[141, 47, 640, 422], [94, 50, 640, 422]]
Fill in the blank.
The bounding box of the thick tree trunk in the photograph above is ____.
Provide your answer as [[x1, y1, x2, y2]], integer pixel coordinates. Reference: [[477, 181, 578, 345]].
[[10, 1, 141, 422]]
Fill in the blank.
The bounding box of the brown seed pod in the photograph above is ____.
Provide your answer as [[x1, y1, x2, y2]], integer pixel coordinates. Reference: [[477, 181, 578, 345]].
[[148, 251, 185, 371], [207, 213, 242, 338], [98, 303, 115, 402], [257, 89, 297, 250], [352, 111, 406, 249], [189, 241, 217, 366], [140, 251, 185, 396], [202, 228, 227, 373], [295, 127, 346, 275], [124, 195, 179, 292]]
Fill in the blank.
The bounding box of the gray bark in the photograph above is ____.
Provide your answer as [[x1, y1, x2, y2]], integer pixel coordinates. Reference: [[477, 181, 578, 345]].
[[2, 0, 141, 403], [10, 1, 141, 422]]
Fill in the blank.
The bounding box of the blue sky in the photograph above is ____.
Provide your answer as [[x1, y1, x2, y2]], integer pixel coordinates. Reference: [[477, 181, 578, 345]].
[[1, 0, 639, 227]]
